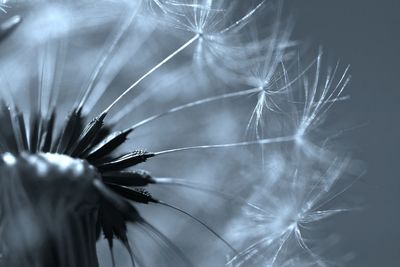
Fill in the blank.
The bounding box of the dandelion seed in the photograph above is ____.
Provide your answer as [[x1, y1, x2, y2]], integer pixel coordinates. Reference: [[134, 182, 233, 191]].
[[226, 158, 353, 267], [100, 33, 200, 117], [292, 53, 351, 142], [0, 2, 261, 265], [111, 86, 262, 129], [151, 0, 268, 68], [153, 135, 295, 155]]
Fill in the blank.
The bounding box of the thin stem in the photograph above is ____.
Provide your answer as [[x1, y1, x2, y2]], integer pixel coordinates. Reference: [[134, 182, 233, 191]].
[[127, 87, 262, 129], [111, 55, 318, 128], [219, 0, 266, 34], [102, 34, 200, 115], [154, 135, 295, 156], [77, 11, 136, 112], [157, 201, 237, 253], [154, 177, 266, 213]]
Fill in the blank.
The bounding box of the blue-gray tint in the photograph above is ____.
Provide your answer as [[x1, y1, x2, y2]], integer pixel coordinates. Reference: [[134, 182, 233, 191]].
[[292, 1, 400, 266]]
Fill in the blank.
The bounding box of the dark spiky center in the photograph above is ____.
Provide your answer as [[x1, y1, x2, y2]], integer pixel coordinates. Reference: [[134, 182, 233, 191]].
[[0, 104, 160, 267], [0, 153, 101, 267]]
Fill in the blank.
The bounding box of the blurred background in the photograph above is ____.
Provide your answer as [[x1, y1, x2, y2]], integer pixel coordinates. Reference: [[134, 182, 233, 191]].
[[290, 0, 400, 266], [0, 0, 399, 266]]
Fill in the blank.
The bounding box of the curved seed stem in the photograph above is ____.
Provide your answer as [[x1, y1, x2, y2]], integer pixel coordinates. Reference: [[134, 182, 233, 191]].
[[154, 135, 295, 156], [102, 34, 199, 115]]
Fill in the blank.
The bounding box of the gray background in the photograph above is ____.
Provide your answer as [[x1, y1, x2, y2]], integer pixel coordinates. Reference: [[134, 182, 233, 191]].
[[291, 0, 400, 266]]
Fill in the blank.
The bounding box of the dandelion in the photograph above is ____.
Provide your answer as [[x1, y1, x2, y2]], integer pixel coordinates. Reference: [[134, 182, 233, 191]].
[[0, 1, 357, 267], [0, 1, 284, 266]]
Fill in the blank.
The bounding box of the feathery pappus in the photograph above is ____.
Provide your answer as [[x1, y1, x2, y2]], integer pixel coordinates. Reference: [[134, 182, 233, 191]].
[[0, 1, 357, 266]]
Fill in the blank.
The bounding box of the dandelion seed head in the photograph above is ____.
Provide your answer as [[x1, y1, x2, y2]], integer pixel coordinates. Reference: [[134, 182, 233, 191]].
[[0, 1, 355, 266]]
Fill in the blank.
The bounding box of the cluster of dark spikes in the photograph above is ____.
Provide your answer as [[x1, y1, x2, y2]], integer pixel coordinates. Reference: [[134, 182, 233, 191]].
[[0, 14, 235, 267], [0, 103, 235, 267]]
